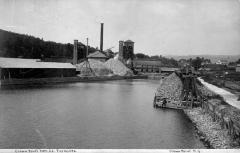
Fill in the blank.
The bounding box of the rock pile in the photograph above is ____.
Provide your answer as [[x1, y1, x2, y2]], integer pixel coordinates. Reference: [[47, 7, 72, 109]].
[[76, 59, 113, 76], [104, 59, 133, 76], [156, 72, 183, 101], [184, 108, 236, 149]]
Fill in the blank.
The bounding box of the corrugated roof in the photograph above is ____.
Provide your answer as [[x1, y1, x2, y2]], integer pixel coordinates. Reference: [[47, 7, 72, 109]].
[[133, 60, 162, 66], [0, 57, 76, 69], [160, 67, 179, 72], [87, 51, 107, 58]]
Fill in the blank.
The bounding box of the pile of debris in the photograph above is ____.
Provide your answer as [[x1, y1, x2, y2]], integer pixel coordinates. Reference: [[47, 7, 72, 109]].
[[156, 72, 183, 101], [104, 59, 133, 76], [76, 59, 113, 76]]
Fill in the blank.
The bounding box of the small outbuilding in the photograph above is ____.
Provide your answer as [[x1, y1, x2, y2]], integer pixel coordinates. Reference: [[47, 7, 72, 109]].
[[87, 51, 108, 62]]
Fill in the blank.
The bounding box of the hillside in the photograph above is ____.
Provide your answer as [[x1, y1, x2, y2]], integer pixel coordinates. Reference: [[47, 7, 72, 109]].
[[0, 29, 97, 59]]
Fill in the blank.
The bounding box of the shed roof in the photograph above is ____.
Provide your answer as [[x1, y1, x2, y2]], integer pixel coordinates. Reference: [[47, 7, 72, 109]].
[[160, 67, 179, 72], [0, 57, 76, 69], [87, 51, 108, 58], [133, 60, 162, 66]]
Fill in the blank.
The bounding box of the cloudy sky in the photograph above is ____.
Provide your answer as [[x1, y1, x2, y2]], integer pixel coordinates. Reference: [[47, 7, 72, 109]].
[[0, 0, 240, 55]]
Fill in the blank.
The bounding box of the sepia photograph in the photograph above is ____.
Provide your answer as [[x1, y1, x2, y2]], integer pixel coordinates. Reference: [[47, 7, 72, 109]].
[[0, 0, 240, 152]]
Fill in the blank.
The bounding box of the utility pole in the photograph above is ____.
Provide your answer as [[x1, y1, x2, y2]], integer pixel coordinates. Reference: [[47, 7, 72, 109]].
[[86, 38, 89, 58], [100, 23, 104, 52]]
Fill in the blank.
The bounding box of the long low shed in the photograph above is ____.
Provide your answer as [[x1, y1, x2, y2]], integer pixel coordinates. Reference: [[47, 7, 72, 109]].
[[0, 57, 76, 79]]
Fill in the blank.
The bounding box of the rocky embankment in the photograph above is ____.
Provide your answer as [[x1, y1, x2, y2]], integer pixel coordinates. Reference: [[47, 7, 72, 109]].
[[155, 72, 240, 148], [184, 108, 238, 149], [156, 72, 183, 101], [185, 80, 240, 148]]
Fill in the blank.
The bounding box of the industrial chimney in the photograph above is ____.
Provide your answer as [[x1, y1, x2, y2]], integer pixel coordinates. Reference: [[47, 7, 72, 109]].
[[100, 23, 104, 52], [73, 39, 78, 65], [118, 40, 124, 61]]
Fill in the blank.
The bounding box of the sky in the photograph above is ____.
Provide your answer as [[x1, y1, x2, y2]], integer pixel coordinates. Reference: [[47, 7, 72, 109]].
[[0, 0, 240, 55]]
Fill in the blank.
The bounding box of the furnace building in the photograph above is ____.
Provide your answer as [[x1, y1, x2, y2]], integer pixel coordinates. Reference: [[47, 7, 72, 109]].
[[118, 40, 134, 63]]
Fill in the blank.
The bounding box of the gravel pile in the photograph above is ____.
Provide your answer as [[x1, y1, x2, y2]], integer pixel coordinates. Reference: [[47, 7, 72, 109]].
[[156, 72, 183, 101], [76, 59, 113, 76], [184, 108, 237, 149], [104, 58, 133, 76]]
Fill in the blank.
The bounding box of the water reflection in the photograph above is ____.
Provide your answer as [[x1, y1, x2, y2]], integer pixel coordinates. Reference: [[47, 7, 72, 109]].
[[0, 80, 205, 148]]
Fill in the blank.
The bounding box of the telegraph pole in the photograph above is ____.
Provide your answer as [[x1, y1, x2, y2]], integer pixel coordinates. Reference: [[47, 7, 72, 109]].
[[100, 23, 104, 51], [86, 38, 89, 58]]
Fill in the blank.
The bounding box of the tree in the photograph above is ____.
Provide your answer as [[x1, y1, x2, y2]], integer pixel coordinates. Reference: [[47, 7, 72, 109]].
[[236, 59, 240, 64], [150, 55, 160, 59], [191, 57, 203, 70], [0, 29, 97, 59], [135, 53, 149, 59]]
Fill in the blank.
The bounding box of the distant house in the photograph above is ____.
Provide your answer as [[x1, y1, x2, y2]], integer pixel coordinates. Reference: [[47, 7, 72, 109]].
[[179, 59, 190, 67], [216, 60, 228, 65], [201, 60, 211, 66], [203, 64, 226, 71], [87, 51, 108, 62], [236, 64, 240, 72]]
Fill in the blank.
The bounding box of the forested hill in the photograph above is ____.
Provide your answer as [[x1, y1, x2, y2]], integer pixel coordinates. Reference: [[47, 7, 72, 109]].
[[0, 29, 97, 59]]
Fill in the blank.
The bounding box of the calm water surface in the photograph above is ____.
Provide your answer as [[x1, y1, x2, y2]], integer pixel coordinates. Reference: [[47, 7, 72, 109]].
[[0, 80, 205, 148]]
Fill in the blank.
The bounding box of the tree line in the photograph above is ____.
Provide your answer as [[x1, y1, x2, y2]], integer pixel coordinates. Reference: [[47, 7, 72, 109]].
[[0, 29, 217, 69], [134, 53, 179, 67], [0, 29, 97, 59]]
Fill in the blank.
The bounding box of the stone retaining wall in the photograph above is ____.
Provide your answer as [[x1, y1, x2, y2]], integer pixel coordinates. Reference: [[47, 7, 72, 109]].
[[201, 99, 240, 142]]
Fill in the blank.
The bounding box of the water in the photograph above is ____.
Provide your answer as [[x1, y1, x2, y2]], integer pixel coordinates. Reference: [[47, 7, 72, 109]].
[[198, 78, 240, 109], [0, 80, 205, 149]]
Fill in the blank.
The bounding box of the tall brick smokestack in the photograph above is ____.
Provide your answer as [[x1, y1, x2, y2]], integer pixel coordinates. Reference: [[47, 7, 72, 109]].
[[73, 40, 78, 65], [118, 40, 124, 61], [100, 23, 104, 52]]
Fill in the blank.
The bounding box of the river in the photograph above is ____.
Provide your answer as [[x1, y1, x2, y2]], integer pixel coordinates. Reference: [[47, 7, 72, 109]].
[[0, 79, 205, 149]]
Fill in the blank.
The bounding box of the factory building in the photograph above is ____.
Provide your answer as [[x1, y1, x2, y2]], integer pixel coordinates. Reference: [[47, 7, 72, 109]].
[[87, 51, 108, 62], [0, 57, 76, 80], [133, 60, 162, 73], [118, 40, 134, 63]]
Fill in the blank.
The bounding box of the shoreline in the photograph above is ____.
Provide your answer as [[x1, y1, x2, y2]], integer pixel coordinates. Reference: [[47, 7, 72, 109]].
[[183, 108, 239, 149], [0, 75, 148, 86]]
